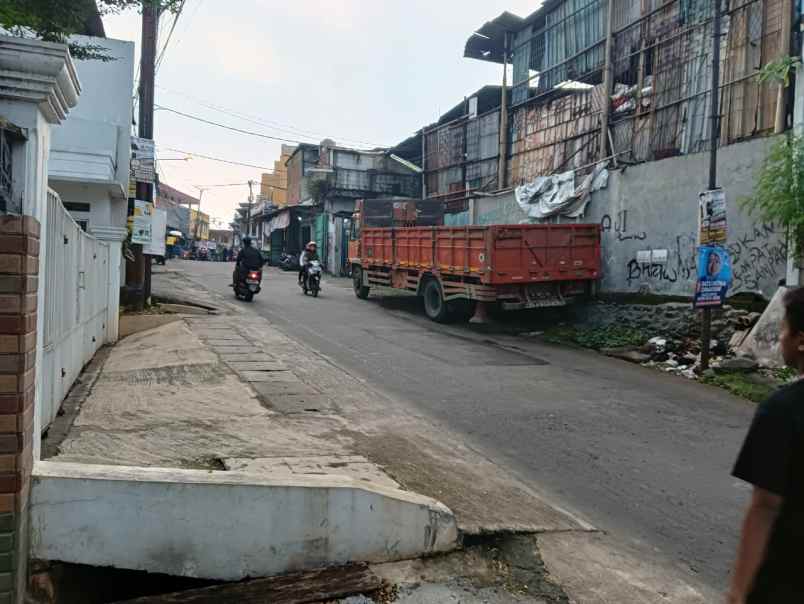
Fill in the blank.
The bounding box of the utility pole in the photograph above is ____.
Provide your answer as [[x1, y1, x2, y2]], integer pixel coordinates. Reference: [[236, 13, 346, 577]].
[[131, 0, 159, 309], [700, 0, 722, 370], [247, 180, 254, 238]]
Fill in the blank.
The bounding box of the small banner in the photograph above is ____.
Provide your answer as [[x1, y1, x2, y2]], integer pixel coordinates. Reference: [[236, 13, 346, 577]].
[[131, 137, 155, 183], [129, 199, 153, 245], [693, 245, 733, 308], [698, 188, 727, 245]]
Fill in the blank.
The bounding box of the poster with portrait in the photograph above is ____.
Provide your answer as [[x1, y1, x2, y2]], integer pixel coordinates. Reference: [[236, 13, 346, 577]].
[[698, 189, 727, 245], [129, 200, 153, 245], [693, 245, 732, 308]]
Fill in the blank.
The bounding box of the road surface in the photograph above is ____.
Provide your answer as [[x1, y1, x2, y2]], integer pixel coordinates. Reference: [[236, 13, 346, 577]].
[[167, 260, 756, 592]]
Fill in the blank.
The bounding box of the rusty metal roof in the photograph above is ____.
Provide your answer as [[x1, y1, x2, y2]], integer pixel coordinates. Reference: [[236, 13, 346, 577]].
[[464, 11, 526, 64]]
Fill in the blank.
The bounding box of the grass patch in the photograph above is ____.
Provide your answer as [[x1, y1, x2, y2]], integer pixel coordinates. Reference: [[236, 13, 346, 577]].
[[701, 372, 776, 403], [543, 325, 647, 350]]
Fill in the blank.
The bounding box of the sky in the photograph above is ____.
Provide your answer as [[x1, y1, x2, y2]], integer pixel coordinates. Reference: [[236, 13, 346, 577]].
[[103, 1, 538, 228]]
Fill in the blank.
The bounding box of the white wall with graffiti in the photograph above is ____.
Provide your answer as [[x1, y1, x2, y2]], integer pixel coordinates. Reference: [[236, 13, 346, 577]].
[[471, 135, 786, 300]]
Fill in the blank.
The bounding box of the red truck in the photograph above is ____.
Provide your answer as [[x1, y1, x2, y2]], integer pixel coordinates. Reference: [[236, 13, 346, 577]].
[[348, 199, 601, 322]]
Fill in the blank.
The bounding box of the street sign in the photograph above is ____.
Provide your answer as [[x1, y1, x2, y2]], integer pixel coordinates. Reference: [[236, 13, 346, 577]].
[[698, 189, 727, 245], [131, 137, 155, 183], [693, 245, 732, 308]]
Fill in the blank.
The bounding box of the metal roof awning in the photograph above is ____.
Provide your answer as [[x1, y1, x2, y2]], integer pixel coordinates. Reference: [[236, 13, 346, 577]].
[[464, 11, 525, 64]]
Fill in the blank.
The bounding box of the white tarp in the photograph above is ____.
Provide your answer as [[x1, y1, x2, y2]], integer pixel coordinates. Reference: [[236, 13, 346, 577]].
[[269, 211, 290, 233], [514, 163, 609, 219]]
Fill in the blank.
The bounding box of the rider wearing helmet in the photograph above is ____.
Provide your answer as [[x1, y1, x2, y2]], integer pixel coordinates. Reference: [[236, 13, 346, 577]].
[[299, 241, 319, 285], [234, 236, 264, 284]]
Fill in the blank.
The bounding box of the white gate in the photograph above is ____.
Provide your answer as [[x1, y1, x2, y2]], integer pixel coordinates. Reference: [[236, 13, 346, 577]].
[[41, 189, 111, 431]]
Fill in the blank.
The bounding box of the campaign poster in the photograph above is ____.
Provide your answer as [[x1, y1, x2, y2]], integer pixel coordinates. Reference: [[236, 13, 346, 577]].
[[131, 200, 153, 245], [143, 208, 166, 256], [131, 137, 155, 183], [693, 245, 732, 308], [698, 189, 727, 245]]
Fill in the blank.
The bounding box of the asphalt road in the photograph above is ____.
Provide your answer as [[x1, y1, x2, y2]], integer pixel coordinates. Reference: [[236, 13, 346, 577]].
[[171, 260, 757, 592]]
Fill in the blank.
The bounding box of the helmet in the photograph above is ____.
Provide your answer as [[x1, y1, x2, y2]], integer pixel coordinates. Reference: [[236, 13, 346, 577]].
[[243, 236, 252, 246], [306, 241, 317, 249]]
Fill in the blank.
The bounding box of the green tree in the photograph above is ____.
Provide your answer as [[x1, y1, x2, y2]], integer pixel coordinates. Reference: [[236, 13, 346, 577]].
[[743, 134, 804, 256], [0, 0, 182, 60]]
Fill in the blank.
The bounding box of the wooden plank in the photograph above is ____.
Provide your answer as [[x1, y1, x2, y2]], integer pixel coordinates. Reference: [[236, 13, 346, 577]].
[[113, 564, 382, 604]]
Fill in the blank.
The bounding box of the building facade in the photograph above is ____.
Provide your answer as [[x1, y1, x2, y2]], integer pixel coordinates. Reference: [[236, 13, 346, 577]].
[[260, 144, 295, 207]]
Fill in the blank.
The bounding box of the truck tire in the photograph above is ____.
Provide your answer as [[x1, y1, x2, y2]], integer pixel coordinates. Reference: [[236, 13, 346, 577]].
[[353, 267, 370, 299], [423, 279, 451, 323]]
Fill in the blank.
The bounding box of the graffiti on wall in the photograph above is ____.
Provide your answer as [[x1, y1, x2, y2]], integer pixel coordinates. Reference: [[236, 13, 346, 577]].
[[726, 223, 787, 292], [601, 210, 646, 242]]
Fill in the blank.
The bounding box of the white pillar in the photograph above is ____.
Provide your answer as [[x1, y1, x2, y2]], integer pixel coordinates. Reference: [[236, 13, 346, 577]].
[[89, 226, 127, 343], [0, 35, 80, 461]]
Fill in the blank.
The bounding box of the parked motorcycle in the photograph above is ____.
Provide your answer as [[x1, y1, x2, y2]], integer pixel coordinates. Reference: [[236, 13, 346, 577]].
[[301, 260, 322, 297], [233, 268, 262, 302], [279, 252, 297, 272]]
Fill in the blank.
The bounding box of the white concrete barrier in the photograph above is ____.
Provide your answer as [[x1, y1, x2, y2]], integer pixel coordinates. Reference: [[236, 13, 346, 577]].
[[30, 461, 458, 581]]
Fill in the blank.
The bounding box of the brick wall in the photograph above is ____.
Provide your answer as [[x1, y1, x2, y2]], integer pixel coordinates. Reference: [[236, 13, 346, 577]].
[[0, 215, 39, 604]]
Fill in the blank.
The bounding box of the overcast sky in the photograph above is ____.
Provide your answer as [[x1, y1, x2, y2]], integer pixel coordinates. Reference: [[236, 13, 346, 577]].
[[104, 1, 537, 227]]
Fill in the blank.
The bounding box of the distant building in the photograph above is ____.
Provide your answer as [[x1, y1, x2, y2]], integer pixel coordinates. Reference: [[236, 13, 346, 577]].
[[155, 182, 193, 238], [189, 208, 209, 241], [260, 144, 295, 207], [209, 228, 233, 249]]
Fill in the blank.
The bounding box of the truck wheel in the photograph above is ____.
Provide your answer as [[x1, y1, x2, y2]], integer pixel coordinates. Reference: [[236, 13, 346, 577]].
[[423, 279, 451, 323], [353, 267, 370, 299]]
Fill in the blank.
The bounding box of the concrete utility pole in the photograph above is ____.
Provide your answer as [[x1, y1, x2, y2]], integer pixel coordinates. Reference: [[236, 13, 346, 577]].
[[247, 180, 254, 237], [131, 0, 159, 309], [700, 0, 722, 371]]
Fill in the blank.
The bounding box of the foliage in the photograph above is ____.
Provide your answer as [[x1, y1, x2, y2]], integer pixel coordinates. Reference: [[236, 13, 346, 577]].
[[742, 134, 804, 256], [543, 325, 646, 350], [0, 0, 182, 60], [758, 55, 802, 88], [701, 372, 776, 403], [772, 366, 798, 382]]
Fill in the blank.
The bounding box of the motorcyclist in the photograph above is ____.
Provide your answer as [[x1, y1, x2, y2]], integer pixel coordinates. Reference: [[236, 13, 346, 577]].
[[233, 236, 263, 284], [298, 241, 319, 286]]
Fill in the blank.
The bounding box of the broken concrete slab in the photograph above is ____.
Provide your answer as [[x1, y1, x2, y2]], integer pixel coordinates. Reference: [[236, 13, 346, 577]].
[[601, 347, 652, 364], [739, 286, 787, 367], [31, 462, 459, 581]]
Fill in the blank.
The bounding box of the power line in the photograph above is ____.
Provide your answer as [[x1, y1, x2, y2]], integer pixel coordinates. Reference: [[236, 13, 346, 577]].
[[155, 0, 187, 73], [154, 84, 387, 148], [156, 105, 306, 145], [158, 146, 281, 171]]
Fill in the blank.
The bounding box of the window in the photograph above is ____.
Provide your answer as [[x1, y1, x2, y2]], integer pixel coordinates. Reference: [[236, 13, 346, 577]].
[[0, 129, 12, 213]]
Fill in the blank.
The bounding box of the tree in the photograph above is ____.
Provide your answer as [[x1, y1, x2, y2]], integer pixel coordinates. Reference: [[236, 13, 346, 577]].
[[743, 134, 804, 257], [0, 0, 182, 60]]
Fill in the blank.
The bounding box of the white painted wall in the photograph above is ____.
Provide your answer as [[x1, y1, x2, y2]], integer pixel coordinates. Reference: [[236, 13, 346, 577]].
[[31, 462, 459, 581], [49, 36, 134, 197]]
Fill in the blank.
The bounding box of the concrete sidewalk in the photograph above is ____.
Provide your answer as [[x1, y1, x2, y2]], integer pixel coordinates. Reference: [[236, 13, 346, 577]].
[[36, 265, 722, 602]]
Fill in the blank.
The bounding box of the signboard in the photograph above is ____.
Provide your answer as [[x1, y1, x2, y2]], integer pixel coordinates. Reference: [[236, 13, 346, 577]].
[[143, 208, 166, 256], [694, 246, 733, 308], [131, 137, 155, 183], [698, 189, 727, 245], [130, 200, 153, 245], [206, 240, 217, 251]]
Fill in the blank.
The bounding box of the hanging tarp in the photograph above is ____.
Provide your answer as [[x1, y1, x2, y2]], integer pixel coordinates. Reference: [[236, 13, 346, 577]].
[[269, 211, 290, 233], [514, 163, 609, 219]]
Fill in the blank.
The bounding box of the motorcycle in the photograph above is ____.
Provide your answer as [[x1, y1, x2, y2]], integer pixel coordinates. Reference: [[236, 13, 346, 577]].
[[233, 267, 262, 302], [301, 260, 322, 297], [279, 252, 297, 272]]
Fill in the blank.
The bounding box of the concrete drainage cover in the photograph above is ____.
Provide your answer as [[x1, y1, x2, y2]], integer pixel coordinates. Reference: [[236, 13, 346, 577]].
[[252, 381, 321, 399], [227, 361, 287, 372]]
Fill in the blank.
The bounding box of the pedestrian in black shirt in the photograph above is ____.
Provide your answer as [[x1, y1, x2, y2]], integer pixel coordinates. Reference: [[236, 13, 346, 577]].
[[728, 287, 804, 603]]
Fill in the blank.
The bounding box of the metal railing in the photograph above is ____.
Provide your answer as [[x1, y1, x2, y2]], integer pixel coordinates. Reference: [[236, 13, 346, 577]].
[[41, 188, 111, 431]]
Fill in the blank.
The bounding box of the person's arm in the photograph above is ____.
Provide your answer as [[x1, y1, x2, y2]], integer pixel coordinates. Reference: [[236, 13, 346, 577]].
[[727, 488, 783, 603]]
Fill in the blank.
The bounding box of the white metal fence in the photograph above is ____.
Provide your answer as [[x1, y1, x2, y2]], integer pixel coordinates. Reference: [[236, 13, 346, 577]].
[[41, 188, 110, 430]]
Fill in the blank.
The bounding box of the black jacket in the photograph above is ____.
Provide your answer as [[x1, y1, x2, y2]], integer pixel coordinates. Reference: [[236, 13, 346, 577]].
[[236, 246, 264, 270]]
